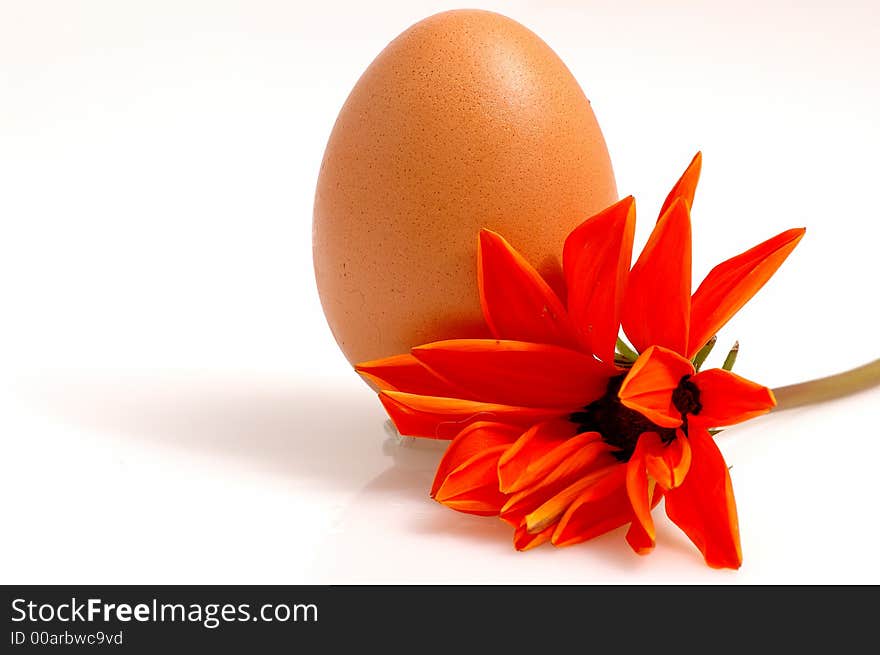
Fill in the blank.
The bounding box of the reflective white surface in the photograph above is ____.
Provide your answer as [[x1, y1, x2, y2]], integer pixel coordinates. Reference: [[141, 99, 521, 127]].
[[5, 369, 877, 583], [2, 0, 879, 583]]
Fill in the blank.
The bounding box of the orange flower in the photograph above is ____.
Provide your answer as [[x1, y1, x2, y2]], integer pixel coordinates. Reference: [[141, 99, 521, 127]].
[[356, 153, 805, 568]]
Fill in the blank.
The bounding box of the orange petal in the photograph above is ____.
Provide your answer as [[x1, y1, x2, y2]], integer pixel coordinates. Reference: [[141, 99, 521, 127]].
[[500, 437, 616, 522], [434, 444, 511, 516], [412, 339, 612, 409], [625, 516, 654, 555], [478, 229, 576, 348], [504, 431, 608, 494], [688, 227, 806, 358], [621, 197, 692, 355], [642, 429, 692, 490], [691, 368, 776, 427], [659, 151, 702, 218], [497, 419, 577, 492], [513, 520, 554, 551], [551, 478, 631, 547], [625, 482, 664, 555], [625, 443, 655, 545], [379, 391, 561, 440], [664, 427, 742, 569], [562, 196, 636, 364], [526, 465, 623, 535], [430, 422, 522, 497], [356, 354, 462, 397], [618, 345, 694, 428]]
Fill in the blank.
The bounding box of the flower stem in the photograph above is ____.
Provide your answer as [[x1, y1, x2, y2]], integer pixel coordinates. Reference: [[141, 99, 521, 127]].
[[772, 358, 880, 411]]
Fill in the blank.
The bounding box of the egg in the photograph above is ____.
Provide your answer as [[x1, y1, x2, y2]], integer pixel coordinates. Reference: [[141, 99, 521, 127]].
[[313, 9, 617, 366]]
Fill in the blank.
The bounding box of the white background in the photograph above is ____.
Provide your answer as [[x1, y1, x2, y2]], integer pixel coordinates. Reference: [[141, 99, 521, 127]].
[[2, 0, 878, 583]]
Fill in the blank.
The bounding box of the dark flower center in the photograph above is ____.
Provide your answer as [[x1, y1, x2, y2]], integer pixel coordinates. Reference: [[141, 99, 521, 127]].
[[570, 374, 702, 462], [672, 376, 702, 416]]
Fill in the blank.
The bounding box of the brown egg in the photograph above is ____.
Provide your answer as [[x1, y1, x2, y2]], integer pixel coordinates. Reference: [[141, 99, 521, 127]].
[[313, 9, 617, 366]]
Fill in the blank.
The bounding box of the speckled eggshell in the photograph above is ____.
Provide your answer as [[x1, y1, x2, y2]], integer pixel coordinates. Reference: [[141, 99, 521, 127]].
[[313, 9, 617, 366]]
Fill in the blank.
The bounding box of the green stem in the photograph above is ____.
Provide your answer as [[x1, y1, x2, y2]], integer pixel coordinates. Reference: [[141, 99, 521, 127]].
[[772, 358, 880, 411]]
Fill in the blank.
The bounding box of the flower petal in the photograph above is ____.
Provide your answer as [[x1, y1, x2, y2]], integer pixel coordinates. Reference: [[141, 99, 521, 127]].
[[642, 429, 692, 490], [526, 465, 623, 535], [412, 339, 612, 409], [618, 345, 694, 428], [625, 442, 655, 545], [497, 419, 576, 492], [478, 229, 576, 347], [433, 444, 512, 516], [562, 196, 636, 364], [688, 227, 806, 358], [691, 368, 776, 427], [430, 422, 522, 497], [513, 521, 554, 551], [625, 516, 655, 555], [504, 431, 608, 494], [659, 151, 702, 218], [380, 391, 561, 439], [664, 427, 742, 569], [551, 476, 631, 547], [356, 354, 462, 397], [625, 482, 664, 555], [621, 197, 692, 355], [500, 437, 616, 522]]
